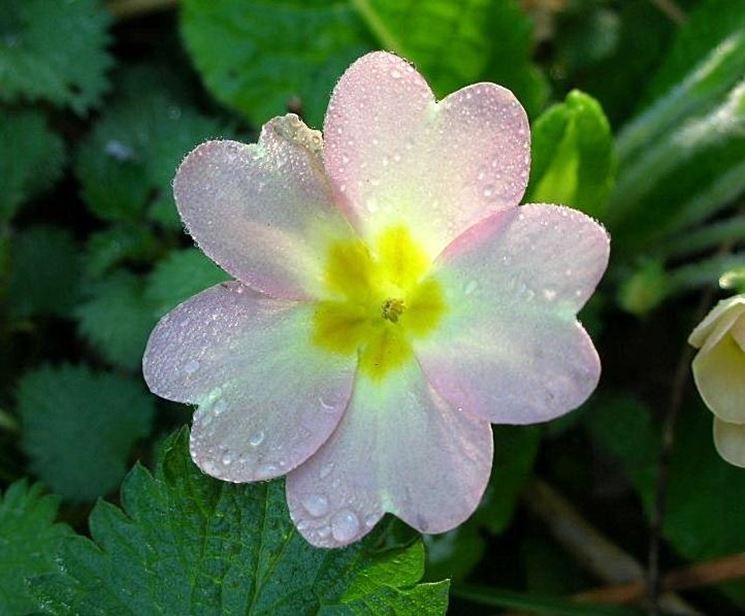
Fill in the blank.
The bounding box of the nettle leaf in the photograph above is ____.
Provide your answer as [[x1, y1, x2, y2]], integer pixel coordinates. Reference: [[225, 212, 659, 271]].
[[76, 270, 156, 371], [0, 109, 65, 221], [528, 90, 616, 219], [0, 481, 72, 615], [7, 225, 81, 321], [145, 248, 229, 318], [0, 0, 112, 112], [76, 90, 233, 227], [180, 0, 372, 128], [17, 364, 155, 502], [29, 428, 450, 615], [84, 224, 160, 279], [180, 0, 544, 128]]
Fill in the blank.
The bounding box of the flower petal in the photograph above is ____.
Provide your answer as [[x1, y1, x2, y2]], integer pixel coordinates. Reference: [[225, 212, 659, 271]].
[[692, 330, 745, 423], [174, 115, 353, 300], [285, 362, 493, 548], [143, 282, 356, 481], [688, 296, 745, 351], [714, 417, 745, 468], [415, 204, 609, 425], [323, 51, 530, 258]]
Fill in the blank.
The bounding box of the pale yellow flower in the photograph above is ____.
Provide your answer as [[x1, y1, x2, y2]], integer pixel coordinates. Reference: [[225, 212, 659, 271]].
[[689, 295, 745, 467]]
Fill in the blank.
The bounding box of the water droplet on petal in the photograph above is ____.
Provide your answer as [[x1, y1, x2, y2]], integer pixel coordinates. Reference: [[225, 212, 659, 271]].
[[303, 494, 329, 517], [256, 463, 277, 479], [319, 463, 334, 479], [184, 359, 200, 375], [543, 288, 557, 301], [464, 280, 478, 295], [213, 398, 227, 415], [249, 431, 265, 447], [221, 451, 232, 465], [390, 68, 402, 79], [317, 526, 331, 538], [331, 509, 360, 543], [364, 514, 378, 528]]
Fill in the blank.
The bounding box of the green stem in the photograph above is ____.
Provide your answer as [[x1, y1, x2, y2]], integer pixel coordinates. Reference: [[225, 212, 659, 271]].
[[667, 252, 745, 294], [659, 216, 745, 259], [350, 0, 404, 52]]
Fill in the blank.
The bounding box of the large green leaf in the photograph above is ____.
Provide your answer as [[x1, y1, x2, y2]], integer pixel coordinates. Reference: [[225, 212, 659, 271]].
[[527, 90, 615, 219], [75, 271, 156, 371], [0, 0, 112, 112], [0, 110, 65, 221], [17, 364, 155, 501], [0, 481, 72, 615], [29, 428, 449, 615], [144, 248, 229, 318], [180, 0, 545, 128]]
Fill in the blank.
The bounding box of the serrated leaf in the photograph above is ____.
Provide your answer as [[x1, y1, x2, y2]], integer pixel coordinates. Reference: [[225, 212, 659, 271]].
[[75, 270, 156, 371], [0, 0, 112, 113], [527, 90, 616, 219], [0, 109, 66, 221], [0, 481, 72, 615], [7, 225, 81, 321], [84, 224, 160, 279], [180, 0, 545, 128], [145, 248, 229, 318], [76, 89, 233, 227], [181, 0, 372, 128], [29, 428, 449, 615], [17, 364, 155, 502]]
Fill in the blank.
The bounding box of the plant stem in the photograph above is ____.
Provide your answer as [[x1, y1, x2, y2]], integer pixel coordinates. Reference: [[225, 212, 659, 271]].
[[648, 0, 687, 25], [522, 479, 697, 615]]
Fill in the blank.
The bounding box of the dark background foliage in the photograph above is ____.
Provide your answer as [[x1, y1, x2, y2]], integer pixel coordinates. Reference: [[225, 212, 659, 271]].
[[2, 0, 745, 614]]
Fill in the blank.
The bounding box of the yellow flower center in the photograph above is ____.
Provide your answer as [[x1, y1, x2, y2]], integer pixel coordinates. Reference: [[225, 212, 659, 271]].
[[312, 225, 446, 380]]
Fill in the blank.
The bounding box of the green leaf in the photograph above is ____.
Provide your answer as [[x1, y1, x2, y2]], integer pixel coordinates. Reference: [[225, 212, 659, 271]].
[[0, 0, 112, 113], [17, 364, 155, 502], [84, 224, 161, 279], [76, 89, 233, 227], [0, 109, 65, 221], [75, 270, 156, 371], [145, 248, 229, 318], [0, 481, 72, 615], [7, 225, 81, 321], [29, 428, 449, 615], [608, 0, 745, 254], [180, 0, 545, 128], [527, 90, 616, 219], [181, 0, 372, 128]]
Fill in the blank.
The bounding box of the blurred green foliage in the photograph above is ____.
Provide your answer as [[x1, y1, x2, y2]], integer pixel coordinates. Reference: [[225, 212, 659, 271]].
[[2, 0, 745, 614]]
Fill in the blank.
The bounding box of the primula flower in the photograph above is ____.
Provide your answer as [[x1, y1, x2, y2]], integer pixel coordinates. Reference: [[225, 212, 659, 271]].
[[689, 294, 745, 467], [143, 52, 609, 547]]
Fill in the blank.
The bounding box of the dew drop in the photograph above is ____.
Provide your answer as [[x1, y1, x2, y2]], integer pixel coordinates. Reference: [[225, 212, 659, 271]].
[[184, 359, 200, 375], [331, 509, 360, 543], [303, 494, 329, 517], [256, 464, 277, 479], [296, 519, 310, 531], [318, 397, 336, 413], [319, 462, 334, 479], [464, 280, 478, 295], [364, 514, 378, 528], [221, 452, 233, 466], [390, 68, 402, 79], [213, 398, 227, 415], [249, 431, 265, 447], [483, 185, 495, 198], [317, 526, 331, 538], [542, 288, 557, 301]]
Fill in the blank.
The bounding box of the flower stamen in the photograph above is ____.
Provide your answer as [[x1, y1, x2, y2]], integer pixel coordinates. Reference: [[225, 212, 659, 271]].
[[382, 298, 406, 323]]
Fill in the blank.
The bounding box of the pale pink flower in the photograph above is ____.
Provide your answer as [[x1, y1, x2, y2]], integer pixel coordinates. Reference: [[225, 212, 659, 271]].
[[143, 52, 609, 547], [689, 295, 745, 467]]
